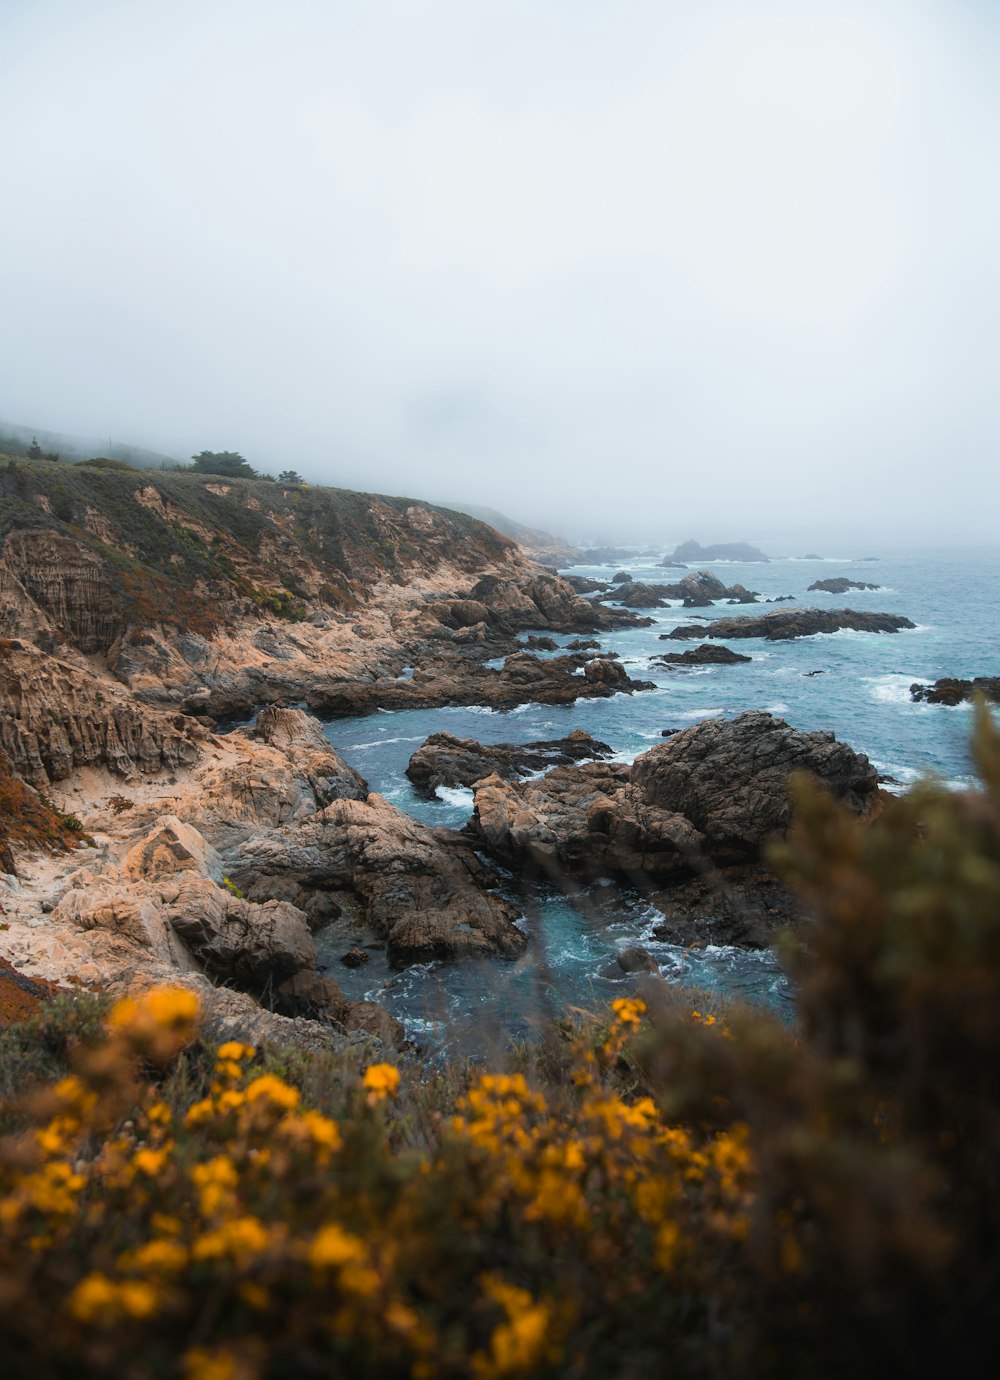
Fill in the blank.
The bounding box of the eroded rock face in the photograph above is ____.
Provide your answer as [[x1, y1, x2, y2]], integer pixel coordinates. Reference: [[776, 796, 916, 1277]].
[[405, 729, 614, 797], [665, 609, 915, 641], [469, 711, 879, 882], [910, 677, 1000, 706], [0, 640, 201, 785]]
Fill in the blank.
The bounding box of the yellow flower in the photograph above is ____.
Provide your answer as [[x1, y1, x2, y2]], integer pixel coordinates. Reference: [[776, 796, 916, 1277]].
[[244, 1074, 301, 1111], [67, 1272, 118, 1325], [362, 1063, 401, 1103], [308, 1222, 366, 1269], [611, 997, 646, 1028], [193, 1216, 271, 1265], [216, 1041, 256, 1063], [184, 1346, 240, 1380], [133, 1145, 171, 1177], [125, 1238, 188, 1275]]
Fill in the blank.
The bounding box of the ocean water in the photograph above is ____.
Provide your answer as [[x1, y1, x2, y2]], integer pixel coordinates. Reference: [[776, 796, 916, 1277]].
[[317, 548, 1000, 1051]]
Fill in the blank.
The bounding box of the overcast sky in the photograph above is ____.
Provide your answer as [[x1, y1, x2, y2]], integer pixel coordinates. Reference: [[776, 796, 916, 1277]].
[[1, 0, 998, 546]]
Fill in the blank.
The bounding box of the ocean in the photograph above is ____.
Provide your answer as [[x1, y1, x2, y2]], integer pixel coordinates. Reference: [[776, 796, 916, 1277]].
[[316, 547, 1000, 1052]]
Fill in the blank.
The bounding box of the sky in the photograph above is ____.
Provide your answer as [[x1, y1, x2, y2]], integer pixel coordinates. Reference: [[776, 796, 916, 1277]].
[[1, 0, 998, 547]]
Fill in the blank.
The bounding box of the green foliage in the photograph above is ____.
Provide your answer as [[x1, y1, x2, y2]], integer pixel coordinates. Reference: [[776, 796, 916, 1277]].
[[278, 469, 303, 484], [76, 457, 138, 473], [221, 877, 244, 899], [190, 451, 257, 479]]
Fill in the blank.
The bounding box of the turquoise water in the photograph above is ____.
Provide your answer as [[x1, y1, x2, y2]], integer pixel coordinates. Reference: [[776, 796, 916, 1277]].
[[316, 548, 1000, 1051]]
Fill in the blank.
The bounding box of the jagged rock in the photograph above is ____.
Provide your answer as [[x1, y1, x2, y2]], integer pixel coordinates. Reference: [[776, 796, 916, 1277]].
[[565, 638, 601, 651], [229, 792, 527, 968], [665, 609, 915, 641], [340, 946, 370, 967], [469, 711, 879, 881], [469, 571, 620, 633], [405, 729, 615, 796], [305, 651, 653, 718], [602, 569, 758, 609], [522, 635, 559, 650], [180, 687, 255, 722], [630, 712, 879, 860], [808, 578, 879, 594], [613, 582, 671, 608], [611, 571, 633, 584], [655, 645, 753, 667], [167, 884, 317, 991], [910, 677, 1000, 706]]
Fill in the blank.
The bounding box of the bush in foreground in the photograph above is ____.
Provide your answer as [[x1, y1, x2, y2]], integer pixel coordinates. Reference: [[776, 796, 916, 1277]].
[[1, 710, 999, 1377]]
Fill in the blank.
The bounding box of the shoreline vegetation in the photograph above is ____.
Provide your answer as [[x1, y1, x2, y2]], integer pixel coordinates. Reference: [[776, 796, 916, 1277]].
[[1, 711, 999, 1375]]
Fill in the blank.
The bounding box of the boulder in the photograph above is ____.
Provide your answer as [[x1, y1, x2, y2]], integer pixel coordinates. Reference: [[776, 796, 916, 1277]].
[[631, 712, 879, 860]]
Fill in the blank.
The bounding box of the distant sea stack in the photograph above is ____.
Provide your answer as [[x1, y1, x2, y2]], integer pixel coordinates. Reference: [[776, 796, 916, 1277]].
[[661, 540, 770, 564]]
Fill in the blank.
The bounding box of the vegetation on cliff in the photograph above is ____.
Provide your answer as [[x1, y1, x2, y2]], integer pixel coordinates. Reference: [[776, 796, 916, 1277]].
[[0, 458, 515, 649], [1, 711, 998, 1377]]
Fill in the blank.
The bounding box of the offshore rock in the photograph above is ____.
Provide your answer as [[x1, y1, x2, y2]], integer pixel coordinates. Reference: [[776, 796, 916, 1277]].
[[664, 608, 915, 641], [405, 729, 615, 797], [655, 645, 752, 667], [807, 577, 879, 594], [910, 677, 1000, 706]]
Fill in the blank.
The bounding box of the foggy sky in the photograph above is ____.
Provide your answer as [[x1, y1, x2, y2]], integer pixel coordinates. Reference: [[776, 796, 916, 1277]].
[[2, 0, 998, 548]]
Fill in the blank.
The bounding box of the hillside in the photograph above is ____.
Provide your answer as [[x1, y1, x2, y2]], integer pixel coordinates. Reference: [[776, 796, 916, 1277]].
[[0, 458, 517, 648]]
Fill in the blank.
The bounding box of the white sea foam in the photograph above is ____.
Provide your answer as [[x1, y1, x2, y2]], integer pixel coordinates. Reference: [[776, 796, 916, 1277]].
[[348, 734, 425, 750], [763, 703, 790, 714], [435, 786, 475, 810], [865, 674, 922, 706]]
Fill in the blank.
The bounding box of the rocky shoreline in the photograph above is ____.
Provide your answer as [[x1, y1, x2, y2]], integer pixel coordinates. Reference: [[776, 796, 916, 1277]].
[[0, 462, 903, 1046]]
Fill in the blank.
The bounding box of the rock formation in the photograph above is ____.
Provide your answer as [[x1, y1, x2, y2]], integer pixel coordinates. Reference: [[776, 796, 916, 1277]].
[[664, 541, 770, 564], [405, 729, 615, 796], [467, 713, 880, 940], [664, 609, 915, 641], [910, 678, 1000, 706], [603, 570, 759, 608], [808, 578, 879, 594], [654, 645, 752, 667]]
